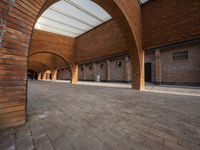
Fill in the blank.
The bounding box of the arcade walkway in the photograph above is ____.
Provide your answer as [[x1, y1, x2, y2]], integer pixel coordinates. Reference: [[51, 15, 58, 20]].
[[0, 81, 200, 150]]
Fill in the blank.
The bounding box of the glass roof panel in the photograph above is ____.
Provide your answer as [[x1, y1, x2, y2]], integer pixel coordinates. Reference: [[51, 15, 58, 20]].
[[36, 17, 84, 34], [35, 0, 112, 37], [139, 0, 149, 4], [70, 0, 112, 21]]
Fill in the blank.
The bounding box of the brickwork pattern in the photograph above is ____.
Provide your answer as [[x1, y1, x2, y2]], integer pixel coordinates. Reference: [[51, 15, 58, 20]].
[[142, 0, 200, 49]]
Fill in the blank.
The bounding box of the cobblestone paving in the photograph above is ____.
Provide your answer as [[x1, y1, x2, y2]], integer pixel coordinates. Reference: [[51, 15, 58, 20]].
[[1, 81, 200, 150]]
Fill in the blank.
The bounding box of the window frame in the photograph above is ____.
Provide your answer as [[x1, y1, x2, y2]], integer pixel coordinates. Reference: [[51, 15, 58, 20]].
[[173, 51, 188, 61]]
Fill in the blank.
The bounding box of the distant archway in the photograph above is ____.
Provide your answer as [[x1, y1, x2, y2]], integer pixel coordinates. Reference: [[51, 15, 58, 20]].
[[28, 52, 72, 82]]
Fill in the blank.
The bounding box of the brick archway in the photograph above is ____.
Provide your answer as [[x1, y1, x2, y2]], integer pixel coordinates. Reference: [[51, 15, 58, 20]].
[[29, 52, 72, 82], [0, 0, 143, 128], [28, 61, 52, 80], [28, 62, 51, 72]]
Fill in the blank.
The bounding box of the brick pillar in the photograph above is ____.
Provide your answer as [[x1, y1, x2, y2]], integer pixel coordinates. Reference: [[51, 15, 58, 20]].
[[125, 56, 131, 82], [83, 64, 87, 81], [37, 73, 42, 80], [52, 69, 57, 81], [93, 63, 97, 81], [46, 73, 49, 80], [106, 60, 111, 82], [48, 73, 51, 80], [71, 64, 78, 84], [155, 49, 161, 85]]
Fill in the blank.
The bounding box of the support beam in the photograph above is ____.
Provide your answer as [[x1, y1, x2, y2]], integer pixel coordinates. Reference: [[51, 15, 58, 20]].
[[93, 62, 97, 81], [71, 64, 78, 84], [125, 56, 131, 82], [52, 69, 57, 81], [83, 64, 87, 81], [42, 71, 47, 80], [37, 73, 42, 80], [106, 60, 111, 82], [155, 49, 162, 85], [130, 49, 145, 90]]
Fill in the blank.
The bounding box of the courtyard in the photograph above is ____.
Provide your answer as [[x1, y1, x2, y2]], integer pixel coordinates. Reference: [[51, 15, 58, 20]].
[[0, 81, 200, 150]]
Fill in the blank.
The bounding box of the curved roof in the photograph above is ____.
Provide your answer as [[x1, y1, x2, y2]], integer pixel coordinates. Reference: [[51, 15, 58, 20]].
[[35, 0, 112, 37], [34, 0, 149, 38]]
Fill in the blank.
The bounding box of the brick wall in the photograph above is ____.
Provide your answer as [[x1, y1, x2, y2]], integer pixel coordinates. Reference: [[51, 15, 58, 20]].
[[96, 61, 107, 81], [75, 20, 128, 63], [78, 65, 84, 80], [110, 58, 126, 82], [160, 42, 200, 85], [31, 29, 76, 64], [142, 0, 200, 49], [77, 40, 200, 85], [85, 64, 94, 81]]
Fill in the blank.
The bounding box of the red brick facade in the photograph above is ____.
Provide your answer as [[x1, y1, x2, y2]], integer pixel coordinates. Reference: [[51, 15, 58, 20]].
[[142, 0, 200, 49], [0, 0, 200, 129], [77, 40, 200, 85]]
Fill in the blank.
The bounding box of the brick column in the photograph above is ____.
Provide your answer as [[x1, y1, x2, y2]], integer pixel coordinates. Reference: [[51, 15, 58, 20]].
[[42, 71, 46, 80], [125, 56, 131, 82], [52, 69, 57, 81], [93, 63, 97, 81], [106, 60, 111, 82], [71, 64, 78, 84], [37, 73, 42, 80], [83, 64, 87, 81], [155, 49, 162, 84]]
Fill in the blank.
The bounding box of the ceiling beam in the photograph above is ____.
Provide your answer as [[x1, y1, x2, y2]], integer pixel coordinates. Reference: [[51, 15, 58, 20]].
[[64, 0, 104, 23], [49, 7, 95, 28]]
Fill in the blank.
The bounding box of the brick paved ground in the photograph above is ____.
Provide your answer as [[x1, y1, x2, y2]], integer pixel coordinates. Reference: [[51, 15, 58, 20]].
[[0, 81, 200, 150]]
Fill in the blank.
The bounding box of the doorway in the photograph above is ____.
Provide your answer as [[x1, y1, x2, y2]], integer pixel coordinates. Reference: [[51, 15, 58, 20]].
[[145, 63, 152, 82]]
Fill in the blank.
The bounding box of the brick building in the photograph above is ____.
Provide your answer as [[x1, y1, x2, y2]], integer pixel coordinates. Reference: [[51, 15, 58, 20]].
[[1, 0, 200, 131], [57, 39, 200, 86]]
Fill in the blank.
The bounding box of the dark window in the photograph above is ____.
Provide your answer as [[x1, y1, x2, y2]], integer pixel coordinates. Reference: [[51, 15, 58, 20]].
[[100, 64, 104, 69], [80, 67, 83, 71], [173, 51, 188, 61], [89, 65, 93, 70], [116, 61, 122, 68]]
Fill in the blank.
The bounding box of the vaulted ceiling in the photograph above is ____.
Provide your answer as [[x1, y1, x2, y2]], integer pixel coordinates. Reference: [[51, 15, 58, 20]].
[[34, 0, 149, 37]]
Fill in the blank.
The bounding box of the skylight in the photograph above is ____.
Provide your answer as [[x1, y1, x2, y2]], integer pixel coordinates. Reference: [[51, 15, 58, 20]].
[[34, 0, 112, 38], [139, 0, 149, 4]]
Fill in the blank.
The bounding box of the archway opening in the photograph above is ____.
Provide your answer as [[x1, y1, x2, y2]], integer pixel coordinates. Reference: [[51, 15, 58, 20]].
[[0, 0, 143, 129], [30, 0, 143, 89], [28, 52, 72, 82]]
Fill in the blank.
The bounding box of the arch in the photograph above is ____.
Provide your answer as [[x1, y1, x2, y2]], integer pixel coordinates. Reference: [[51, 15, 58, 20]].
[[0, 0, 144, 129], [28, 52, 72, 82], [31, 0, 143, 89], [29, 51, 70, 66], [28, 62, 52, 73]]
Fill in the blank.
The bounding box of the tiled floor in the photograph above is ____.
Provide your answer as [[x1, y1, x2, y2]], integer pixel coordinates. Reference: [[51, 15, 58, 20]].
[[45, 80, 200, 97], [0, 81, 200, 150]]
